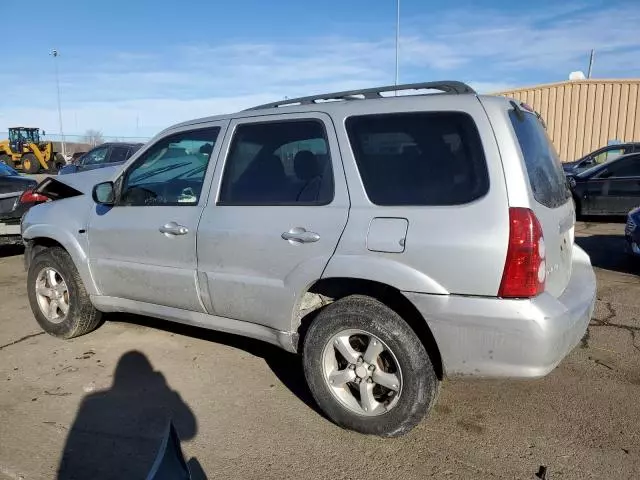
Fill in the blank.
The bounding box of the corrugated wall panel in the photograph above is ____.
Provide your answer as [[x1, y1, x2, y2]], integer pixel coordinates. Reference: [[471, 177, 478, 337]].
[[547, 86, 557, 142], [498, 79, 640, 161], [593, 83, 605, 149], [626, 84, 638, 141], [618, 83, 630, 142], [584, 83, 596, 153]]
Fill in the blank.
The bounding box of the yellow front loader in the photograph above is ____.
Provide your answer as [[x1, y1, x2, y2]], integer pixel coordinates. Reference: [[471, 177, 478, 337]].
[[0, 127, 66, 174]]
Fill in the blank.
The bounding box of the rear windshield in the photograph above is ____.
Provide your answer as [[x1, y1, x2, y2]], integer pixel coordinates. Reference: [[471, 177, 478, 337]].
[[509, 110, 570, 209], [346, 112, 489, 206]]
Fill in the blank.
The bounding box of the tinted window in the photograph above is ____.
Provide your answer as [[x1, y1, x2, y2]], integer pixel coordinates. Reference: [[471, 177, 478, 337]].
[[605, 156, 640, 177], [509, 111, 570, 208], [219, 120, 333, 205], [109, 146, 130, 164], [83, 146, 109, 166], [120, 128, 219, 206], [346, 112, 489, 206]]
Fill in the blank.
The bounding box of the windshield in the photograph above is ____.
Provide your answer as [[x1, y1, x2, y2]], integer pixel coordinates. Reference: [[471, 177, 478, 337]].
[[0, 163, 18, 177], [8, 128, 39, 144]]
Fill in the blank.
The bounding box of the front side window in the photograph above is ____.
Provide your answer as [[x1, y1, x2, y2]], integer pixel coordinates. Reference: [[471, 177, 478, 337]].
[[83, 146, 109, 166], [593, 147, 624, 164], [346, 112, 489, 206], [218, 120, 334, 205], [119, 128, 219, 206]]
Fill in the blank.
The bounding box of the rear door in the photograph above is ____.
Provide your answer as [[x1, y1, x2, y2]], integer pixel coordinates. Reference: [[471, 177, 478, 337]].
[[508, 109, 573, 297], [588, 155, 640, 215], [196, 113, 349, 332]]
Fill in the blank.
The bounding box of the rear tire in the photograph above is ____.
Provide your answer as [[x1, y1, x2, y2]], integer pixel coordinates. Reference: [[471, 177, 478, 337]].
[[303, 295, 439, 437], [27, 247, 103, 339], [21, 153, 40, 174]]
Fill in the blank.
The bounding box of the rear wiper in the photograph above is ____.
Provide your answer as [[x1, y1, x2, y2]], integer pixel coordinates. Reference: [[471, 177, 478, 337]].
[[510, 101, 524, 121]]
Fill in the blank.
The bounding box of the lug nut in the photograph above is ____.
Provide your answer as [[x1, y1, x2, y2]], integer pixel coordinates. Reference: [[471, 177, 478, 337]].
[[355, 377, 361, 384], [357, 356, 363, 364], [349, 364, 356, 370], [367, 377, 373, 384], [368, 364, 375, 371]]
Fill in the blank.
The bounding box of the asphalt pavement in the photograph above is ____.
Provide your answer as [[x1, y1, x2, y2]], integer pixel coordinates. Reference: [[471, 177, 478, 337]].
[[0, 221, 639, 479]]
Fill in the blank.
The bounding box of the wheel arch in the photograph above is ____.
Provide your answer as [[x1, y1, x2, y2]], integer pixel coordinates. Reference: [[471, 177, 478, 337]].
[[296, 277, 444, 380], [24, 229, 99, 296]]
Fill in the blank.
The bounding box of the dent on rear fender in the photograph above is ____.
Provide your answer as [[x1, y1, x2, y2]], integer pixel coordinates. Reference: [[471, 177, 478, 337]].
[[322, 255, 448, 294]]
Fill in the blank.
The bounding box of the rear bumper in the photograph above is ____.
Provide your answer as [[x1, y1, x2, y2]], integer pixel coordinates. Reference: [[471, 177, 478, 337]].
[[404, 245, 596, 378]]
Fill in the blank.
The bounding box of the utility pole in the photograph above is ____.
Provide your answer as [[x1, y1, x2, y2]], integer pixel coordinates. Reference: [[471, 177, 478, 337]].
[[395, 0, 400, 89], [50, 49, 66, 157], [587, 49, 595, 79]]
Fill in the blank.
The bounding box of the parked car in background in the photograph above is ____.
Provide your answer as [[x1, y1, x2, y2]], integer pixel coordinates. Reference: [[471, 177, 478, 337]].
[[625, 207, 640, 258], [568, 152, 640, 216], [70, 151, 87, 162], [0, 163, 44, 244], [563, 142, 640, 174], [22, 81, 596, 437], [58, 142, 143, 175]]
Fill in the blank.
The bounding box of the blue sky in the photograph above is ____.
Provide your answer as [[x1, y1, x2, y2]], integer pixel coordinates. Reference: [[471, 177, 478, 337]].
[[1, 0, 639, 138]]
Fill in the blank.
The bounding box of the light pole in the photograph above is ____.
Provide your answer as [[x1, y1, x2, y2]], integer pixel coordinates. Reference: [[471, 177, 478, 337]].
[[395, 0, 400, 87], [50, 49, 66, 157]]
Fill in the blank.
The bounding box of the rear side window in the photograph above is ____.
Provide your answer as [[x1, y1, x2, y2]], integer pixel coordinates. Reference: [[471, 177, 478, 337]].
[[346, 112, 489, 206], [509, 110, 570, 208], [218, 120, 334, 206], [109, 146, 130, 163]]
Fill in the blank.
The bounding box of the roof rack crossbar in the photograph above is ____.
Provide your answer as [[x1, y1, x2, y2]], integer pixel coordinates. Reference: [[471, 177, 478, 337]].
[[246, 80, 476, 111]]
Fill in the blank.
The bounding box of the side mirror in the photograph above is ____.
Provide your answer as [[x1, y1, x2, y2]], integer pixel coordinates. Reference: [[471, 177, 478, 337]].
[[92, 181, 115, 205]]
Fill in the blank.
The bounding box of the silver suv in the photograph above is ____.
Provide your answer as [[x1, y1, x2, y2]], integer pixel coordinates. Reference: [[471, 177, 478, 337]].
[[22, 81, 596, 437]]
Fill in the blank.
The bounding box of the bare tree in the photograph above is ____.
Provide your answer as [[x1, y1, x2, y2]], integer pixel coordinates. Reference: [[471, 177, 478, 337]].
[[83, 129, 104, 146]]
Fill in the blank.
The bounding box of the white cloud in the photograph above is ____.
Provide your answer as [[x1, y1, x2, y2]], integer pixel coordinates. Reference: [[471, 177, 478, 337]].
[[2, 2, 638, 137]]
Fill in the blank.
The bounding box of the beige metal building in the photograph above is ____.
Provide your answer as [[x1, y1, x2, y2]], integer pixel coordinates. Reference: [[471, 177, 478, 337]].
[[497, 79, 640, 162]]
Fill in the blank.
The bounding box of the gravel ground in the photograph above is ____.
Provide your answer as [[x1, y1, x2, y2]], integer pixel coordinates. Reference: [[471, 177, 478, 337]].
[[0, 221, 639, 479]]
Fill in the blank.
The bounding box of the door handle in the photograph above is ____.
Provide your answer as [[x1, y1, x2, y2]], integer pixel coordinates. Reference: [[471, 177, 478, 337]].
[[281, 227, 320, 244], [159, 222, 189, 236]]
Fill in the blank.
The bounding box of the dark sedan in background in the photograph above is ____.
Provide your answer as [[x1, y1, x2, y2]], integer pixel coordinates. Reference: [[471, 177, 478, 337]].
[[0, 163, 44, 244], [563, 142, 640, 174], [568, 152, 640, 217], [59, 142, 142, 175]]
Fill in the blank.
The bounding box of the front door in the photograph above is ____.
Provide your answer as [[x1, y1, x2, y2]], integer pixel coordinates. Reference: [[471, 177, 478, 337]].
[[87, 123, 226, 311], [197, 113, 349, 332]]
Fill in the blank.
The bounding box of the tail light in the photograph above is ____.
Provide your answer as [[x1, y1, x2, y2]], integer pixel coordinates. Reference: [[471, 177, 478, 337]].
[[19, 189, 49, 204], [498, 207, 545, 298]]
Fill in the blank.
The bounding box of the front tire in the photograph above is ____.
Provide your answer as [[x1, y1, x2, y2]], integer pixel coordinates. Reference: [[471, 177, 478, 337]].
[[27, 247, 103, 339], [303, 295, 439, 437], [21, 153, 40, 174]]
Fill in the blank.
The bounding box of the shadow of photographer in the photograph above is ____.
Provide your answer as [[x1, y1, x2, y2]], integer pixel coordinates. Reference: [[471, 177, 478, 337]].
[[57, 350, 203, 479]]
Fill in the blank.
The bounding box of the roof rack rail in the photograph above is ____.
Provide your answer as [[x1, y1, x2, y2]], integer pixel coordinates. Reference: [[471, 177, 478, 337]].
[[246, 80, 476, 111]]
